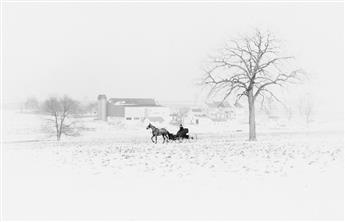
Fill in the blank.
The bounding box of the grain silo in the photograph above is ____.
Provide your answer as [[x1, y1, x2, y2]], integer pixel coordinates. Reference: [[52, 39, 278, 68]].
[[97, 94, 108, 121]]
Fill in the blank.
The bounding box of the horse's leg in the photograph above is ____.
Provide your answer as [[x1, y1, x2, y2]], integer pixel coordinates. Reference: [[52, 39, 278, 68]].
[[151, 135, 155, 143], [155, 135, 158, 144]]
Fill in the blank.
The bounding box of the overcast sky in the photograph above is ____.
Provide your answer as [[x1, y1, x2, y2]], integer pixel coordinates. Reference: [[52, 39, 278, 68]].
[[2, 2, 343, 116]]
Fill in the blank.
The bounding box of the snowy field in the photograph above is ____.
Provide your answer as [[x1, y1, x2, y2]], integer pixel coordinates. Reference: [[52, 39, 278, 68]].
[[2, 110, 344, 220]]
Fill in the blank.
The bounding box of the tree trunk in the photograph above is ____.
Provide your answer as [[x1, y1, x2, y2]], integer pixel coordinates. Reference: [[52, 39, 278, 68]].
[[248, 89, 257, 141], [56, 129, 60, 141], [54, 114, 60, 141], [57, 119, 64, 141]]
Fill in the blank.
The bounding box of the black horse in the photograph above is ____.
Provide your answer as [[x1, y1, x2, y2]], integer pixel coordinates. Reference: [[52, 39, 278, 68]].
[[146, 123, 169, 144]]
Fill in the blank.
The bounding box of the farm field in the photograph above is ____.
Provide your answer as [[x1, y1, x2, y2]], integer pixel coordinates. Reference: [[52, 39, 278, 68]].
[[2, 110, 344, 220]]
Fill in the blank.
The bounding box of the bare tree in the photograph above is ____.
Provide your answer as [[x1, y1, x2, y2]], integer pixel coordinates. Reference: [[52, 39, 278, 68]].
[[174, 107, 190, 125], [284, 105, 294, 121], [262, 96, 274, 117], [42, 96, 80, 141], [299, 95, 314, 126], [83, 102, 98, 115], [24, 97, 40, 112], [203, 30, 303, 140]]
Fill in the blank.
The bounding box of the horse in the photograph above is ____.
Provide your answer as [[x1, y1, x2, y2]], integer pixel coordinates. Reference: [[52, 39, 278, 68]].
[[146, 123, 169, 144]]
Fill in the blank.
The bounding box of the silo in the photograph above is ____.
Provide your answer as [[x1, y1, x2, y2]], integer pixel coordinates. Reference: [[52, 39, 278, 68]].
[[97, 94, 108, 121]]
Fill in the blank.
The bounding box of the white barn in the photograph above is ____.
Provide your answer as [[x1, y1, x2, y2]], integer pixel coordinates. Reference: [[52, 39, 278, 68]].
[[97, 95, 170, 123]]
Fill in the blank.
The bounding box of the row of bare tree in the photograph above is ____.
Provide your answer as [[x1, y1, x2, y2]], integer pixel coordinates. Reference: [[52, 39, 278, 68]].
[[22, 96, 97, 141], [22, 97, 97, 114]]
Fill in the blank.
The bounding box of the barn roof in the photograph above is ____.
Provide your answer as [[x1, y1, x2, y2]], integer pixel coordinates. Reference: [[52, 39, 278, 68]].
[[108, 98, 159, 106]]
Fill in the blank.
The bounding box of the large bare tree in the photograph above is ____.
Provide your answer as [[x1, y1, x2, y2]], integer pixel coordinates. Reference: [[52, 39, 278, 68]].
[[42, 96, 80, 141], [203, 30, 303, 141]]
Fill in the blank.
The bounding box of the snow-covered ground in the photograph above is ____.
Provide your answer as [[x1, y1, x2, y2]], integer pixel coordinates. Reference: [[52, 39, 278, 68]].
[[2, 110, 344, 220]]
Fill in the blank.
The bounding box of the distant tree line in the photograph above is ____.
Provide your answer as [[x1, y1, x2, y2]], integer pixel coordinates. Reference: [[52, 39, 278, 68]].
[[22, 96, 97, 115], [22, 96, 97, 141]]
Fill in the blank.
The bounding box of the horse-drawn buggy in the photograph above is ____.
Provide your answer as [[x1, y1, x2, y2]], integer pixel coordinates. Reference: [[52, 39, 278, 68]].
[[146, 123, 194, 144]]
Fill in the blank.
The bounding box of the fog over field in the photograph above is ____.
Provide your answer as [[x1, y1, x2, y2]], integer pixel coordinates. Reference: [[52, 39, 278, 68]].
[[3, 2, 343, 119], [1, 1, 344, 221]]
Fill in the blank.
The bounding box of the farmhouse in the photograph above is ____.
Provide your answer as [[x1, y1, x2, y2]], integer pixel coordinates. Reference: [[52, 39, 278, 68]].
[[97, 95, 170, 123], [205, 101, 234, 121], [183, 102, 234, 125]]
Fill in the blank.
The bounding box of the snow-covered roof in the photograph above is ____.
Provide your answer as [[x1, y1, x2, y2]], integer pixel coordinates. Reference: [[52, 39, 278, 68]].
[[109, 98, 159, 107]]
